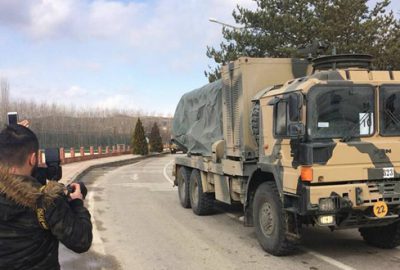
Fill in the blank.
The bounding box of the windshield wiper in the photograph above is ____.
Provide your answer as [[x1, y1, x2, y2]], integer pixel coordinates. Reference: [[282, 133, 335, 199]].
[[341, 112, 371, 142], [384, 109, 400, 128]]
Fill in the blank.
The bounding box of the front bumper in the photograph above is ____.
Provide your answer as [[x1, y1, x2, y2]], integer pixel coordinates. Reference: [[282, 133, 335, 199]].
[[295, 179, 400, 228]]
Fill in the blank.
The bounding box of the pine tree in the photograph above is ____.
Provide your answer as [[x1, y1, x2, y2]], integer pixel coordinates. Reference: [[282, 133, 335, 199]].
[[131, 118, 148, 155], [206, 0, 400, 82], [149, 122, 164, 153]]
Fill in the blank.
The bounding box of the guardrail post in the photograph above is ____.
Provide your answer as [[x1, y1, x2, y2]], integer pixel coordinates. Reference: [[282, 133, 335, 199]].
[[112, 145, 116, 153], [60, 147, 65, 163], [38, 150, 44, 164], [70, 147, 75, 158], [90, 146, 94, 156], [80, 147, 85, 157], [105, 146, 110, 154], [98, 146, 102, 155]]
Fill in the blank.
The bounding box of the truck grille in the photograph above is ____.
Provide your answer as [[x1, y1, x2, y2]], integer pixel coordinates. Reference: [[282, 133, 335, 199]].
[[363, 180, 400, 204]]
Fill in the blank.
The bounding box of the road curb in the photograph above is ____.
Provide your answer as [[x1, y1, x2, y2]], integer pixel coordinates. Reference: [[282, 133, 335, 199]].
[[67, 152, 169, 184]]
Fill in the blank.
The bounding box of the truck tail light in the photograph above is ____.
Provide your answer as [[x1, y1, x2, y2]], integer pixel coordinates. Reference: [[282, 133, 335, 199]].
[[301, 166, 313, 182]]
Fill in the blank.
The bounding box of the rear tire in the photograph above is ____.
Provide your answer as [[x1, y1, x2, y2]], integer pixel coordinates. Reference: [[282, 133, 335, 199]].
[[189, 170, 214, 215], [253, 182, 297, 256], [177, 167, 191, 208], [359, 221, 400, 249]]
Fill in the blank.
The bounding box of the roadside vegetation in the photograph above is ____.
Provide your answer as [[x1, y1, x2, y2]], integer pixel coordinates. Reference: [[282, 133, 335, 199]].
[[131, 118, 149, 156], [149, 123, 164, 153], [206, 0, 400, 82], [0, 80, 172, 149]]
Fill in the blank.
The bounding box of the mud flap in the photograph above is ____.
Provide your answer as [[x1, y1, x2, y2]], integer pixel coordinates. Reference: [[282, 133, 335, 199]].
[[285, 211, 302, 240]]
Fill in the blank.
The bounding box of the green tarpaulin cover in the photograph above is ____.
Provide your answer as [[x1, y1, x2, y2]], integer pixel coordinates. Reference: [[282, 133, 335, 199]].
[[172, 79, 223, 156]]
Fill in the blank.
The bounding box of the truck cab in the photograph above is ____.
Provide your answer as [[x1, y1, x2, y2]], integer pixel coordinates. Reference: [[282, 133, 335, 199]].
[[260, 55, 400, 221]]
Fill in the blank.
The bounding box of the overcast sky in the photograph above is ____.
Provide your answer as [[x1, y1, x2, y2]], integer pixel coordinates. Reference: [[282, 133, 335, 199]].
[[0, 0, 398, 116]]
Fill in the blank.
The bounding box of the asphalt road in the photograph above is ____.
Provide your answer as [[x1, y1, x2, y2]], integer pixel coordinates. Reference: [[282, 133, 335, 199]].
[[60, 155, 400, 270]]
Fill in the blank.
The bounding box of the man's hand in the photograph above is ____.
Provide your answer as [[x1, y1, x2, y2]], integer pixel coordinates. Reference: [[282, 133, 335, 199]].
[[68, 183, 83, 201], [18, 120, 30, 128]]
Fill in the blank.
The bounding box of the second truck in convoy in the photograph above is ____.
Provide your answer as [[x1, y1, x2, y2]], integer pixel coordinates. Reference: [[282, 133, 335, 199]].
[[171, 54, 400, 255]]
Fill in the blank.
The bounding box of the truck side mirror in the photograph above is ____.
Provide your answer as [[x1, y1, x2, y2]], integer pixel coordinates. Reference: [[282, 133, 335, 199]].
[[267, 97, 280, 106], [288, 123, 305, 137], [288, 93, 303, 122]]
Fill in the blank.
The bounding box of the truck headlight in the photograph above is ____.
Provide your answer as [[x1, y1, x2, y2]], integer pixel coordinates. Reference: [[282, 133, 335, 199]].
[[319, 197, 336, 212], [318, 215, 335, 226]]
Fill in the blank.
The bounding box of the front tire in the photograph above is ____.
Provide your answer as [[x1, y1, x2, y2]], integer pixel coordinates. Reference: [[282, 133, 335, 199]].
[[177, 167, 191, 208], [359, 221, 400, 249], [189, 170, 214, 215], [253, 182, 297, 256]]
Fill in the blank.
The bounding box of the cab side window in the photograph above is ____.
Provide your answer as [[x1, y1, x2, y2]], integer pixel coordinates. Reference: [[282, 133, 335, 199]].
[[272, 92, 304, 138], [275, 101, 288, 136]]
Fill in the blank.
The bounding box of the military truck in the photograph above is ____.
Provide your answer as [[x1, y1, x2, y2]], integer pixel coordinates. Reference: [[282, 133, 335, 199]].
[[169, 140, 186, 154], [171, 55, 400, 256]]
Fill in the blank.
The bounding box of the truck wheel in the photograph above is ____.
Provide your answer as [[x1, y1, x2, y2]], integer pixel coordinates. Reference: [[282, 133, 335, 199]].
[[253, 182, 297, 256], [177, 167, 191, 208], [189, 169, 214, 215], [359, 221, 400, 248]]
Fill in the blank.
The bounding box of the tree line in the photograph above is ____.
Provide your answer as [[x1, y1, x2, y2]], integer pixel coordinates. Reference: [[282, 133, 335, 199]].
[[0, 80, 172, 149]]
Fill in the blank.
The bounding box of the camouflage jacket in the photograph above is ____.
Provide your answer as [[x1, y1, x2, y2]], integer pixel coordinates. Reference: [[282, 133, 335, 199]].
[[0, 170, 93, 270]]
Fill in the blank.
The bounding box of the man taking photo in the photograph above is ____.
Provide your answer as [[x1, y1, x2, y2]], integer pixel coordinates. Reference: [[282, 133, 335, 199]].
[[0, 123, 93, 269]]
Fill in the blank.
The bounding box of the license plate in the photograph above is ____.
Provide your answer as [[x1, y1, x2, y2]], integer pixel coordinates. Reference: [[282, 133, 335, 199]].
[[373, 201, 388, 218], [383, 167, 395, 179]]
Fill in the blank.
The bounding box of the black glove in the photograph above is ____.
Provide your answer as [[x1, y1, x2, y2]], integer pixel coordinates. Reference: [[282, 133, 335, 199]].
[[67, 182, 88, 200]]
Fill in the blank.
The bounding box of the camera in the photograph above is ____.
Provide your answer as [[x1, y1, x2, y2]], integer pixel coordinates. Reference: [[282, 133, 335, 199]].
[[67, 182, 88, 200], [35, 147, 88, 200], [34, 148, 63, 184], [36, 149, 88, 200]]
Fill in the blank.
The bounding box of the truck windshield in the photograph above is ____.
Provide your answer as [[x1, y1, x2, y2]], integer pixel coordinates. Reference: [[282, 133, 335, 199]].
[[380, 85, 400, 136], [308, 86, 375, 139]]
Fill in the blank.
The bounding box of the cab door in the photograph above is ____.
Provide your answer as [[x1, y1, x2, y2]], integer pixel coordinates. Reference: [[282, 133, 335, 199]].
[[261, 92, 305, 194]]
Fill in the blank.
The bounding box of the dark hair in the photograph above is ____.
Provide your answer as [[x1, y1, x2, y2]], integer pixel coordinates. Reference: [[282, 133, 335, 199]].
[[0, 125, 39, 167]]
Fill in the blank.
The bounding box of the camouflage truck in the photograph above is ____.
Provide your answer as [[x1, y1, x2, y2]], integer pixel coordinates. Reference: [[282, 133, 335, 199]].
[[169, 141, 179, 154], [171, 55, 400, 256], [169, 140, 186, 154]]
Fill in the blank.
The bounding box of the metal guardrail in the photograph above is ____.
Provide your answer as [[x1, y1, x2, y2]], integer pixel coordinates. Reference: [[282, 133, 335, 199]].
[[38, 145, 132, 165]]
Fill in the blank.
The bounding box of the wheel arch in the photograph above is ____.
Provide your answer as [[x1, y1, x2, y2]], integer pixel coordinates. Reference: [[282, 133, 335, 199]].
[[244, 166, 281, 226]]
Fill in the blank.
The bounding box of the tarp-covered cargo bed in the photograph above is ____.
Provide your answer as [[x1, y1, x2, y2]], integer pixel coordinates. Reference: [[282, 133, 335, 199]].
[[172, 79, 223, 156]]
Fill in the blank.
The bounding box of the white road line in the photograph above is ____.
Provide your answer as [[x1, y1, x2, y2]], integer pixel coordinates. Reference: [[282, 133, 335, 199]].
[[303, 248, 357, 270], [163, 159, 175, 185], [87, 180, 106, 255]]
